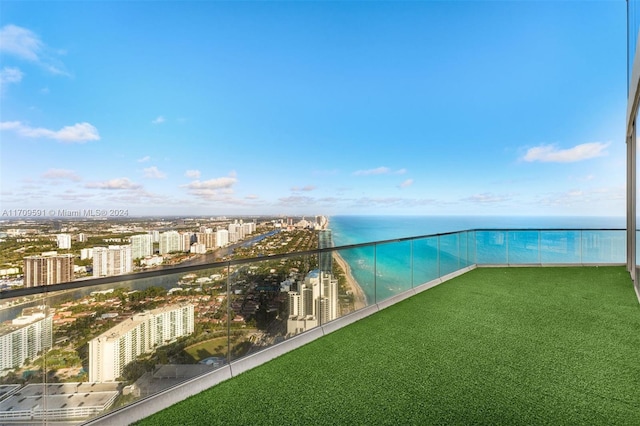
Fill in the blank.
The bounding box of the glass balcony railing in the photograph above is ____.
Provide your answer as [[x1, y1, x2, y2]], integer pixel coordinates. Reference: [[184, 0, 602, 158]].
[[0, 228, 626, 424]]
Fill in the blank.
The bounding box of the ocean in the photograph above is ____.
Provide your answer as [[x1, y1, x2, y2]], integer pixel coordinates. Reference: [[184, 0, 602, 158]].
[[329, 215, 626, 304]]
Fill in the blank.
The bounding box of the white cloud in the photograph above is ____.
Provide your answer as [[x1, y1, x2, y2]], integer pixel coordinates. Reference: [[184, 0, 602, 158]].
[[353, 166, 407, 176], [183, 173, 238, 201], [291, 185, 316, 192], [0, 24, 68, 75], [523, 142, 610, 163], [137, 156, 151, 163], [185, 169, 201, 179], [85, 178, 141, 190], [0, 67, 23, 91], [185, 176, 237, 190], [143, 166, 166, 179], [0, 121, 100, 143], [353, 166, 390, 176], [245, 194, 259, 200], [399, 179, 414, 188], [152, 116, 165, 124], [462, 193, 513, 204], [41, 168, 81, 182]]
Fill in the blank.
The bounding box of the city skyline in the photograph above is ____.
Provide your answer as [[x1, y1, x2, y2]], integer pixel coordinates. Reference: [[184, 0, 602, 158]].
[[0, 1, 627, 217]]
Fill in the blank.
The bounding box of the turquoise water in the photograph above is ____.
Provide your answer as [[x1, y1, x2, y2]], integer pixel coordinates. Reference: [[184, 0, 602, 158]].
[[329, 216, 626, 304]]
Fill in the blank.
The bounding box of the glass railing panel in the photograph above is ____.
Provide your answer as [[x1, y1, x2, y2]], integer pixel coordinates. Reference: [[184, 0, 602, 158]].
[[332, 247, 372, 317], [540, 231, 581, 264], [581, 230, 625, 264], [0, 266, 235, 423], [336, 245, 375, 307], [374, 240, 412, 303], [412, 236, 439, 286], [439, 233, 461, 276], [0, 291, 50, 421], [506, 230, 540, 264], [475, 231, 508, 264], [229, 254, 316, 361], [468, 231, 477, 265], [459, 231, 470, 268]]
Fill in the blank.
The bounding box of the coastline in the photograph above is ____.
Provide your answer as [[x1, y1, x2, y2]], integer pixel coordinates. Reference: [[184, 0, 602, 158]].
[[332, 251, 367, 311]]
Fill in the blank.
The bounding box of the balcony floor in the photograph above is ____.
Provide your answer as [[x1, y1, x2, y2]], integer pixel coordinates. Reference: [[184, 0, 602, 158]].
[[135, 266, 640, 425]]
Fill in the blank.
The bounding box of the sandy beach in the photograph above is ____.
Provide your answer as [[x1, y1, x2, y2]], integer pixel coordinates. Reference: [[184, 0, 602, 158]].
[[333, 251, 367, 311]]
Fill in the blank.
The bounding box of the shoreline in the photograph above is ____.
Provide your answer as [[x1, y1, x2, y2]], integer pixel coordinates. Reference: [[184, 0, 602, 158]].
[[332, 251, 367, 311]]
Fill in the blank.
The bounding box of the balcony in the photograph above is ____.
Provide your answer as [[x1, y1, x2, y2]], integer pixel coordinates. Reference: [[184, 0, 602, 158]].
[[0, 229, 636, 425]]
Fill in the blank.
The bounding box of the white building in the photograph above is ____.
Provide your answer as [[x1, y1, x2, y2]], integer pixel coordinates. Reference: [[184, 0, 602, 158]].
[[148, 230, 160, 243], [287, 270, 338, 335], [130, 234, 153, 259], [159, 231, 181, 254], [93, 245, 133, 277], [56, 234, 72, 249], [190, 243, 207, 254], [80, 248, 94, 260], [0, 306, 53, 370], [215, 229, 229, 247], [88, 304, 194, 382]]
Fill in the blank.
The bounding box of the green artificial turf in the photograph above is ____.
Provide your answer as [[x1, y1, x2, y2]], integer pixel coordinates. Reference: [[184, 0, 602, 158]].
[[135, 267, 640, 425]]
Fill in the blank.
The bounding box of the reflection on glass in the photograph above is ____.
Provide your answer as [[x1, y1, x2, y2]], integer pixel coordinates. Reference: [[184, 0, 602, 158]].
[[540, 231, 581, 264], [375, 241, 412, 302], [413, 236, 439, 285], [439, 233, 460, 276], [507, 231, 540, 264], [475, 231, 508, 264], [581, 231, 625, 264]]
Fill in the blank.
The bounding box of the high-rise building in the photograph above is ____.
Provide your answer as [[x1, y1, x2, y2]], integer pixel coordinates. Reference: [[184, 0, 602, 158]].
[[179, 233, 194, 252], [93, 245, 133, 277], [195, 232, 216, 249], [287, 270, 338, 335], [130, 234, 153, 259], [80, 248, 93, 260], [216, 229, 229, 247], [148, 230, 160, 243], [88, 304, 194, 382], [56, 234, 72, 249], [159, 231, 181, 254], [77, 233, 87, 243], [228, 223, 240, 243], [0, 306, 53, 370], [23, 252, 74, 287]]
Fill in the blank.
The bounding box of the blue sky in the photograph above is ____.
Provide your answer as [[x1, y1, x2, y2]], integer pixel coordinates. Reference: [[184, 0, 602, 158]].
[[0, 1, 627, 217]]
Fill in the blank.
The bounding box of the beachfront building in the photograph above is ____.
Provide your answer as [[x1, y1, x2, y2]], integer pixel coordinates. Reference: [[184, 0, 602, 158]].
[[88, 304, 195, 382], [0, 306, 53, 370], [287, 270, 338, 335]]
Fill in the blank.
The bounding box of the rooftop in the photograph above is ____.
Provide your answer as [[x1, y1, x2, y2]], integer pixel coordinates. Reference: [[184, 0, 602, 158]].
[[135, 266, 640, 425]]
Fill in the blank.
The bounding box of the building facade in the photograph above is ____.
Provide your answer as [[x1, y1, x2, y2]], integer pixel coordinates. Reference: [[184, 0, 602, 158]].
[[130, 234, 153, 259], [93, 245, 133, 277], [23, 252, 74, 287], [88, 304, 195, 382], [0, 306, 53, 370], [287, 270, 338, 335]]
